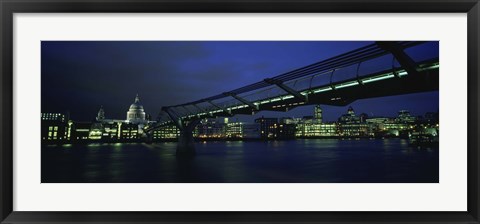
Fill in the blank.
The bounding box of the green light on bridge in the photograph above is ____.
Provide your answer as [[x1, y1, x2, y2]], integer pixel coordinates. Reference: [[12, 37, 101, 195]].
[[418, 63, 439, 71], [335, 81, 359, 89], [270, 97, 282, 102], [362, 74, 395, 84], [312, 87, 333, 94]]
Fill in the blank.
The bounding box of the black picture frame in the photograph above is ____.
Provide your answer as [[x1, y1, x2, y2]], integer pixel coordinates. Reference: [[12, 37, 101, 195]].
[[1, 0, 479, 223]]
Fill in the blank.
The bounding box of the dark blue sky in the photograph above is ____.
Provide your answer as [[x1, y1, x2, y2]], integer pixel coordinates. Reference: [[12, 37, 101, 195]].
[[41, 41, 439, 122]]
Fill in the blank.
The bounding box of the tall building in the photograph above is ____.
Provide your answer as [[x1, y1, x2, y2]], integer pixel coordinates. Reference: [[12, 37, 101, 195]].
[[338, 106, 360, 124], [126, 94, 146, 124], [314, 105, 323, 123], [225, 122, 243, 138], [359, 113, 369, 123]]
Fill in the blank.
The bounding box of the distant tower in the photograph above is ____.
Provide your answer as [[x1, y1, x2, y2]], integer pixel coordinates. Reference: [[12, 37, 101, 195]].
[[360, 113, 368, 123], [314, 105, 323, 123], [347, 106, 355, 116], [96, 106, 105, 121], [126, 94, 146, 124]]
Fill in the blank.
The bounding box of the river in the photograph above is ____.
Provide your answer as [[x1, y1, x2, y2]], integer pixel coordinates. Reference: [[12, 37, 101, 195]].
[[41, 139, 439, 183]]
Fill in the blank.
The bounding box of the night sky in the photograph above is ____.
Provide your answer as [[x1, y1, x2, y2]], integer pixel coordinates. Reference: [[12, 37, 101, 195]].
[[41, 41, 439, 122]]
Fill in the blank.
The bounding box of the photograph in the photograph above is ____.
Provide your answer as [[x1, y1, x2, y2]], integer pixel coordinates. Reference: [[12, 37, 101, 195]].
[[40, 41, 439, 183], [3, 1, 478, 223]]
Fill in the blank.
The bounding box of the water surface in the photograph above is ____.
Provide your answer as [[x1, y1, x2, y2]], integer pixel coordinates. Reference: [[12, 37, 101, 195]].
[[41, 139, 439, 183]]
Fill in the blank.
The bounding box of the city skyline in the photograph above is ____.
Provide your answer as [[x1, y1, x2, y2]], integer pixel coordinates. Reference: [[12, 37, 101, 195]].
[[49, 92, 438, 124], [41, 96, 439, 143], [41, 41, 439, 122]]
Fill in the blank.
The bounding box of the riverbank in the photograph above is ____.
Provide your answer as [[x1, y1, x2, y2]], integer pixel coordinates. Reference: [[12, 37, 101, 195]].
[[42, 135, 410, 146]]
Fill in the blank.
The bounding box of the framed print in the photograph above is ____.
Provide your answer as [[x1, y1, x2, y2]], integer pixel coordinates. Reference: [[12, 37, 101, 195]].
[[1, 0, 479, 223]]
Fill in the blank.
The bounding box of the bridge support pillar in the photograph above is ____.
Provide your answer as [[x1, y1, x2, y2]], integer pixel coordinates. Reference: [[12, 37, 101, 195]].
[[161, 107, 201, 157], [176, 126, 196, 157], [143, 132, 153, 144]]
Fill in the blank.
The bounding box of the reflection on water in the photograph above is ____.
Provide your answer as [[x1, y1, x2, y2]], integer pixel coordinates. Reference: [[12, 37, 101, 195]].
[[41, 139, 439, 183]]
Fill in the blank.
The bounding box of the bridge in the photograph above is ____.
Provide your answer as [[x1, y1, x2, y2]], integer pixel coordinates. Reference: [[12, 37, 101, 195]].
[[144, 41, 439, 156]]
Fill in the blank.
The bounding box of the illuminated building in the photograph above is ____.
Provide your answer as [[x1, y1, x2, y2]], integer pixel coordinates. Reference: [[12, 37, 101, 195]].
[[225, 122, 243, 138], [195, 119, 260, 139], [365, 117, 390, 124], [314, 105, 323, 123], [366, 110, 419, 137], [92, 94, 155, 141], [338, 123, 371, 137], [279, 117, 302, 125], [88, 122, 104, 140], [396, 110, 416, 123], [120, 123, 139, 140], [292, 107, 340, 137], [196, 119, 226, 138], [381, 122, 410, 131], [71, 122, 92, 140], [224, 122, 259, 139], [338, 106, 360, 124], [255, 117, 278, 139], [152, 125, 180, 139], [66, 120, 73, 140], [42, 94, 155, 143], [41, 113, 68, 143], [42, 112, 66, 122], [126, 94, 147, 124], [296, 123, 338, 137], [277, 123, 296, 139], [41, 91, 438, 143], [334, 107, 370, 137], [102, 122, 120, 140]]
